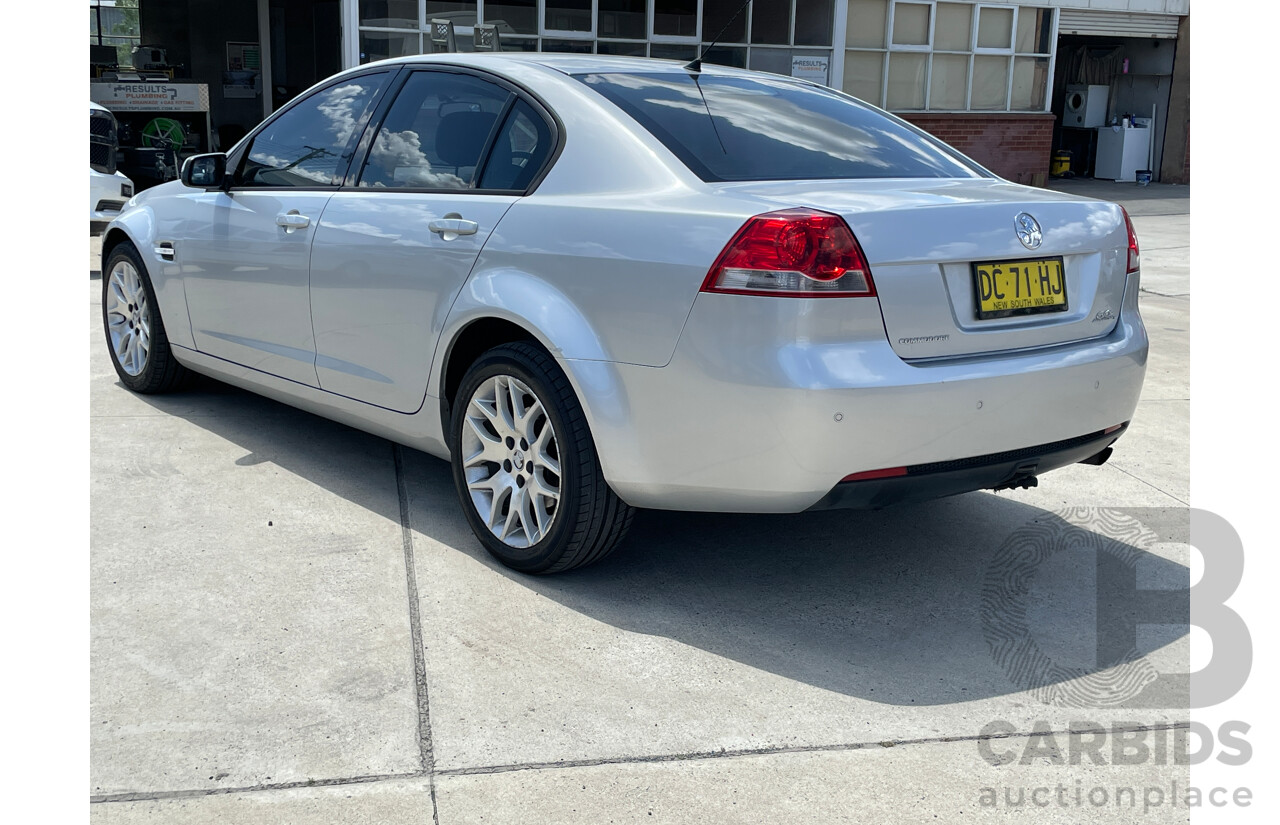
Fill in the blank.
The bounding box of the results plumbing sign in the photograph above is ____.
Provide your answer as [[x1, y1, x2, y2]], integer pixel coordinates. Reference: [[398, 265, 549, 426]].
[[90, 82, 210, 112], [790, 56, 830, 86]]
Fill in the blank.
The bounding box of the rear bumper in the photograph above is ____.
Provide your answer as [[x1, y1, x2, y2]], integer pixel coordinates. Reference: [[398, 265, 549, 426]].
[[806, 424, 1125, 510], [563, 283, 1147, 513]]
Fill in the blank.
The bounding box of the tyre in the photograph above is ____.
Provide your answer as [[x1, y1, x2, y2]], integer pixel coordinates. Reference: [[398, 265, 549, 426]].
[[450, 342, 634, 574], [102, 242, 191, 393]]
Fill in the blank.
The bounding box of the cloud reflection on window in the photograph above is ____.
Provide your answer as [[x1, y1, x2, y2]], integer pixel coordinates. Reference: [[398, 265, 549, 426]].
[[244, 79, 382, 186], [581, 72, 983, 182]]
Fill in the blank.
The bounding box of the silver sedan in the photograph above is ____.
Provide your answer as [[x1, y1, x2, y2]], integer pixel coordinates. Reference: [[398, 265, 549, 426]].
[[99, 54, 1147, 573]]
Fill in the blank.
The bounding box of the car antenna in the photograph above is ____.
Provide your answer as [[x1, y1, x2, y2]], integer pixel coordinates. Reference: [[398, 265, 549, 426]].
[[684, 0, 753, 74]]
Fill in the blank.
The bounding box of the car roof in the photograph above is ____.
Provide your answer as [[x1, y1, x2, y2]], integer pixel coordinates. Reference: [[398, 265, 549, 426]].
[[357, 51, 767, 80]]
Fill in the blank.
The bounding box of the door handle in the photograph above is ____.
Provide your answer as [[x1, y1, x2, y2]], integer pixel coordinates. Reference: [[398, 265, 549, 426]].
[[276, 210, 311, 233], [428, 217, 479, 241]]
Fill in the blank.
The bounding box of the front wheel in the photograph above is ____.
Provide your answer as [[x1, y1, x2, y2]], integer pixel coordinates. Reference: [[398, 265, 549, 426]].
[[102, 242, 190, 393], [450, 342, 634, 574]]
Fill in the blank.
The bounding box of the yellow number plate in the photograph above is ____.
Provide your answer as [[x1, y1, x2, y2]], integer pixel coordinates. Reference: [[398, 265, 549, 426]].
[[972, 257, 1068, 320]]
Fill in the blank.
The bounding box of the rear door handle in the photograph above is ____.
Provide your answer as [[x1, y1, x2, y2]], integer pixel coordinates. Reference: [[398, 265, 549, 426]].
[[428, 217, 479, 241], [276, 210, 311, 233]]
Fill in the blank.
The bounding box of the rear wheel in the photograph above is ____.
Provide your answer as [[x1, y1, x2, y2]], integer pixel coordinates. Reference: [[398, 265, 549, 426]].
[[450, 342, 633, 574], [102, 242, 190, 393]]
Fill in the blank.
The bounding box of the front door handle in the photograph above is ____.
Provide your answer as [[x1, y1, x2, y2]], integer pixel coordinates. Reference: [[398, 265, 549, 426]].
[[276, 210, 311, 233], [428, 217, 479, 241]]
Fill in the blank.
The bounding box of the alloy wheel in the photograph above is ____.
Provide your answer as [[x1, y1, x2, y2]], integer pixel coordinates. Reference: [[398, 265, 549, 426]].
[[460, 375, 561, 548], [106, 260, 151, 376]]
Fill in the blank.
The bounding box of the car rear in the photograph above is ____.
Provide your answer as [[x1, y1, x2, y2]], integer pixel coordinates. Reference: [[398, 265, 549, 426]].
[[563, 65, 1147, 511]]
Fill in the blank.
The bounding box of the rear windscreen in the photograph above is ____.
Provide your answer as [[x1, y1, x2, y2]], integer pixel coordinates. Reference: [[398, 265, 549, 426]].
[[576, 72, 986, 182]]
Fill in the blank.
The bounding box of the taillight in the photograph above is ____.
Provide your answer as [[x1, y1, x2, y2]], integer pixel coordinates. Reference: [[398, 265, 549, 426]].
[[701, 209, 876, 297], [1121, 207, 1140, 274]]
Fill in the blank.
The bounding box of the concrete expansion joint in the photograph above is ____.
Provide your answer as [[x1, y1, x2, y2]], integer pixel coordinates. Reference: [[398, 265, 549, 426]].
[[433, 721, 1195, 778], [1106, 462, 1189, 505], [90, 721, 1191, 804], [393, 444, 441, 825]]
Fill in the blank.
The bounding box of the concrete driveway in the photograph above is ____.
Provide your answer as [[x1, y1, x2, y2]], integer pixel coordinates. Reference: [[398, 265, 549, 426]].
[[90, 181, 1191, 823]]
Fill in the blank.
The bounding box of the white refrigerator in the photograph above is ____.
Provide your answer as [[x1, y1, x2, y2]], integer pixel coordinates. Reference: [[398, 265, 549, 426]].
[[1094, 125, 1152, 182]]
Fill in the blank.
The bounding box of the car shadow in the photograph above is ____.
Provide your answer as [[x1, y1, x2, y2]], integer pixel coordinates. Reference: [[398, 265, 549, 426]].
[[120, 372, 1190, 710]]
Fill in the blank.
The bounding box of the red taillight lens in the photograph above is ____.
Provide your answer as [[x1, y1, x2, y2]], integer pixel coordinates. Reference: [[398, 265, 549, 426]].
[[702, 209, 876, 297], [1121, 207, 1140, 274]]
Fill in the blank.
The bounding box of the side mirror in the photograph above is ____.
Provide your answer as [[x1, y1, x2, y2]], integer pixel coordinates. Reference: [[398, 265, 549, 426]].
[[180, 153, 227, 189]]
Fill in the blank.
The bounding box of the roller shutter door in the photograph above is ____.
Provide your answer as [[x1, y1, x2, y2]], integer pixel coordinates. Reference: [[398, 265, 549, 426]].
[[1057, 9, 1182, 39]]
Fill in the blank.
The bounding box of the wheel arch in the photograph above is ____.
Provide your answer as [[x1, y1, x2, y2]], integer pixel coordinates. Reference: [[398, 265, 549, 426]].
[[433, 271, 632, 491], [100, 208, 195, 350]]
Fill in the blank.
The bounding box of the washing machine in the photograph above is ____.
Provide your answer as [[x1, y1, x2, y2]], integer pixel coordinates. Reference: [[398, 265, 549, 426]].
[[1064, 84, 1110, 128]]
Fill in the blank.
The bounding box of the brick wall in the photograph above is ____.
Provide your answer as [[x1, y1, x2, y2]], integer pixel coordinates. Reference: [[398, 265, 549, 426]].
[[898, 113, 1056, 186]]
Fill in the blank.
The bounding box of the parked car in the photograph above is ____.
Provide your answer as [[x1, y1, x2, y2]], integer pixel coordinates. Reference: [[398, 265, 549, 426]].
[[99, 54, 1147, 573], [90, 101, 135, 235]]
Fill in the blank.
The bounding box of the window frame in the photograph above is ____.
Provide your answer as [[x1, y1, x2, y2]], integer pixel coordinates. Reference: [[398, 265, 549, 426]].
[[543, 0, 597, 38], [343, 64, 565, 196], [842, 1, 1055, 114], [649, 0, 702, 44], [229, 67, 400, 191]]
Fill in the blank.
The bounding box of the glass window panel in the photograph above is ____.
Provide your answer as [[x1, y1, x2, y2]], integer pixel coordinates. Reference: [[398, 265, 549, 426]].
[[970, 54, 1009, 109], [426, 1, 477, 28], [1011, 55, 1049, 110], [843, 50, 885, 106], [545, 0, 591, 32], [94, 3, 140, 39], [748, 47, 791, 75], [359, 72, 511, 190], [934, 3, 972, 51], [703, 0, 747, 44], [359, 0, 418, 28], [891, 2, 930, 46], [847, 0, 888, 49], [750, 0, 790, 45], [653, 0, 697, 37], [1016, 7, 1052, 53], [360, 30, 421, 63], [649, 43, 697, 60], [977, 7, 1013, 49], [479, 100, 554, 190], [795, 0, 834, 46], [577, 71, 982, 180], [886, 51, 927, 109], [702, 44, 748, 68], [597, 40, 647, 55], [486, 0, 538, 35], [243, 73, 388, 186], [500, 37, 540, 50], [928, 53, 968, 109], [542, 38, 594, 52], [599, 0, 648, 40]]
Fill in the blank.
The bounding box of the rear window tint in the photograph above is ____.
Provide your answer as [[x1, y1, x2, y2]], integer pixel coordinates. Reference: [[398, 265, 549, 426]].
[[576, 72, 985, 182]]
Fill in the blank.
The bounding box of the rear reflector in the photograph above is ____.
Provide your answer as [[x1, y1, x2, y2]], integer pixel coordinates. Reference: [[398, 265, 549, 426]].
[[1104, 423, 1125, 434], [702, 208, 876, 297], [841, 467, 908, 483]]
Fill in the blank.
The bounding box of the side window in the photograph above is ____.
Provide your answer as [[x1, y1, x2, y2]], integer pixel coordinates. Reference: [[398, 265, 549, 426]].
[[239, 73, 387, 187], [478, 100, 554, 191], [358, 72, 512, 190]]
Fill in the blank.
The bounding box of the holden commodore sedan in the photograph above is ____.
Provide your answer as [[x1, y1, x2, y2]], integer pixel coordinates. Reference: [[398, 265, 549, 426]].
[[100, 54, 1146, 574]]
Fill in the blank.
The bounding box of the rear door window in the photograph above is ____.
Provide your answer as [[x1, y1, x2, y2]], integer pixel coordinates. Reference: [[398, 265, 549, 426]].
[[576, 72, 985, 182], [358, 71, 513, 190]]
